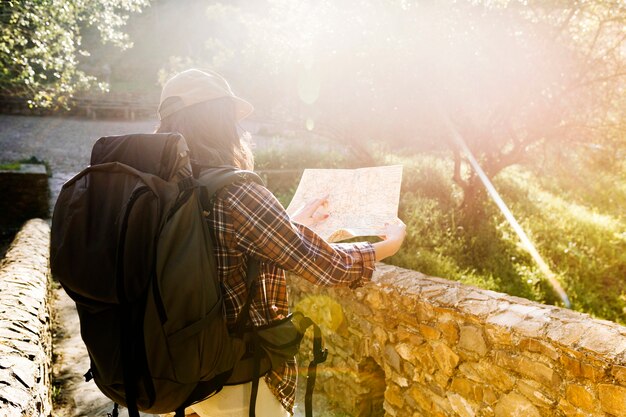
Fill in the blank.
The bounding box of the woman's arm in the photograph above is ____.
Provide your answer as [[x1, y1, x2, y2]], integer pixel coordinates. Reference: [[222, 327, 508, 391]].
[[290, 194, 406, 262], [224, 183, 384, 287], [372, 222, 406, 261]]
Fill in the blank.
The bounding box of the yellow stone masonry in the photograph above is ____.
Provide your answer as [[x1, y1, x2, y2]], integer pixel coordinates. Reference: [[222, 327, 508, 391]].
[[288, 263, 626, 416]]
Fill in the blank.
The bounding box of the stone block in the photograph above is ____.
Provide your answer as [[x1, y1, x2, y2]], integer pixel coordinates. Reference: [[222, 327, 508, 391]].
[[433, 369, 451, 388], [494, 392, 541, 417], [516, 379, 556, 408], [395, 342, 416, 362], [460, 360, 516, 392], [546, 321, 591, 346], [565, 384, 596, 412], [484, 324, 513, 346], [409, 385, 434, 413], [518, 356, 560, 388], [0, 383, 32, 409], [430, 390, 454, 415], [493, 350, 520, 370], [365, 290, 384, 310], [459, 298, 499, 318], [450, 377, 474, 398], [420, 284, 449, 299], [558, 398, 605, 417], [580, 362, 607, 383], [517, 338, 559, 361], [493, 351, 559, 388], [419, 324, 441, 341], [578, 325, 626, 357], [482, 386, 498, 405], [612, 365, 626, 386], [447, 392, 477, 417], [373, 326, 388, 346], [413, 347, 438, 375], [486, 310, 525, 329], [512, 317, 550, 338], [459, 326, 488, 357], [599, 384, 626, 416], [438, 319, 459, 345], [402, 361, 416, 381], [396, 325, 425, 346], [385, 384, 405, 408], [396, 311, 419, 328], [434, 286, 462, 307], [432, 341, 460, 376], [450, 377, 498, 405], [416, 302, 436, 322], [391, 371, 409, 388], [508, 304, 544, 317], [384, 344, 402, 373], [383, 400, 398, 417], [561, 354, 582, 378]]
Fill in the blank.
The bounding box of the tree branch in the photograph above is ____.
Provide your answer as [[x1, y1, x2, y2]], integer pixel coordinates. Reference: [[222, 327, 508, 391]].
[[452, 147, 469, 191]]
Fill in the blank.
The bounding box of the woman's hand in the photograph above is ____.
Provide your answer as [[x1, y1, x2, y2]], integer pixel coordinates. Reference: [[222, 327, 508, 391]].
[[373, 220, 407, 261], [290, 196, 330, 228]]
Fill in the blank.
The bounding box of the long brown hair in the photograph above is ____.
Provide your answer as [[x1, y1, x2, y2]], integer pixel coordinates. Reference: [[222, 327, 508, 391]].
[[156, 97, 254, 174]]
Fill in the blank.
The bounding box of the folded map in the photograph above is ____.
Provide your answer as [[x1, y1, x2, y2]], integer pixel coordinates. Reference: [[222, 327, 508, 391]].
[[286, 165, 403, 242]]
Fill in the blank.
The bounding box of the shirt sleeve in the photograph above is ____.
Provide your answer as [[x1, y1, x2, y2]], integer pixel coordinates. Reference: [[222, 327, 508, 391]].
[[222, 182, 376, 287]]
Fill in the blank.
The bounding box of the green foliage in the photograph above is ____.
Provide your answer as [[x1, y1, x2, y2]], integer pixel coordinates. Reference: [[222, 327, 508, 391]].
[[0, 0, 149, 108], [254, 140, 352, 171], [254, 139, 356, 205], [0, 162, 21, 171], [495, 164, 626, 322], [395, 157, 626, 321], [261, 143, 626, 323]]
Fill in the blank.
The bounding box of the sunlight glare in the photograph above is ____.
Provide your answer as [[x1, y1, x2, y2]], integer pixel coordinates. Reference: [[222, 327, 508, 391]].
[[442, 112, 572, 308]]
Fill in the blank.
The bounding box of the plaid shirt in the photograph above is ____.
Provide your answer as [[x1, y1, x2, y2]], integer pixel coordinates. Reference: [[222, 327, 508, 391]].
[[205, 180, 376, 414]]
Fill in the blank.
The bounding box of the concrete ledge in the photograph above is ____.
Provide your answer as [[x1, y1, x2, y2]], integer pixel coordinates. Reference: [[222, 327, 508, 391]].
[[288, 264, 626, 416], [0, 219, 52, 417], [0, 165, 50, 234]]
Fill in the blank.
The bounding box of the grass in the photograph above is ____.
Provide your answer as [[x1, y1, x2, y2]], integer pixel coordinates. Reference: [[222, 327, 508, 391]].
[[0, 156, 51, 175], [0, 162, 21, 171]]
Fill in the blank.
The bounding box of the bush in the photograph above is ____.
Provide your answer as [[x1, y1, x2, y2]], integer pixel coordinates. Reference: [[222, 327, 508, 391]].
[[496, 166, 626, 322]]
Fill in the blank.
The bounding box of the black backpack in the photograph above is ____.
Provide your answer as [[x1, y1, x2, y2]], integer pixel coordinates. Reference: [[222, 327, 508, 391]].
[[50, 133, 326, 417]]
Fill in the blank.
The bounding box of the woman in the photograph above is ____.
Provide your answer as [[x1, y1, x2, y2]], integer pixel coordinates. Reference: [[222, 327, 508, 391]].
[[157, 69, 406, 417]]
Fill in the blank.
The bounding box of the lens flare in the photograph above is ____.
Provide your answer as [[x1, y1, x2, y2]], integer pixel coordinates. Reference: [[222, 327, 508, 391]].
[[441, 111, 571, 308]]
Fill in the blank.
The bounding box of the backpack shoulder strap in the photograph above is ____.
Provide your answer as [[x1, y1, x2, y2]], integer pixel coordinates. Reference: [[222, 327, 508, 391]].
[[194, 167, 264, 208], [198, 167, 264, 197]]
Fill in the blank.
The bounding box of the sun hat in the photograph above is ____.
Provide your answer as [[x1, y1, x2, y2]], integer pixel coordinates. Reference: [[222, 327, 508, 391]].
[[158, 69, 254, 120]]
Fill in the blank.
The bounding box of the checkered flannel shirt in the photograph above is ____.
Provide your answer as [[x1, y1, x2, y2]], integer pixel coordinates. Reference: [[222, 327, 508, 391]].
[[205, 180, 376, 414]]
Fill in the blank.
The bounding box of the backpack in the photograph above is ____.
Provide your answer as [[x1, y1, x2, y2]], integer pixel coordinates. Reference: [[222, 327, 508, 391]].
[[50, 133, 327, 417]]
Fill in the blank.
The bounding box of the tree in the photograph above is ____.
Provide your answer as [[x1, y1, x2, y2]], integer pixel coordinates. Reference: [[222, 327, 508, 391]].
[[0, 0, 149, 109], [440, 0, 626, 218], [154, 0, 625, 217]]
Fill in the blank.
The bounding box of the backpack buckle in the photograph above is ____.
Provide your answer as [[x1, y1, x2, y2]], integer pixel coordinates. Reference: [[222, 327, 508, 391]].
[[314, 347, 328, 364]]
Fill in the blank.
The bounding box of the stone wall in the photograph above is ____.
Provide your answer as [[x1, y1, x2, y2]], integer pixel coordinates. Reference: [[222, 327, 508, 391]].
[[3, 217, 626, 417], [288, 264, 626, 417], [0, 219, 52, 417]]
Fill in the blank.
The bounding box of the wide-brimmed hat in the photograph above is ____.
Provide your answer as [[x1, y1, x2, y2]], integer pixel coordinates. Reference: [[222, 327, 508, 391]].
[[158, 69, 254, 120]]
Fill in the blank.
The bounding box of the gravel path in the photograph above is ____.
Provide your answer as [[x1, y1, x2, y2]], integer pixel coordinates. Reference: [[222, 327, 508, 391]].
[[0, 114, 325, 417], [0, 114, 159, 211]]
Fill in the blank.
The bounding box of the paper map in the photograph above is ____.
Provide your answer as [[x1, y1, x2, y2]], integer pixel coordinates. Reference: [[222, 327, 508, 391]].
[[286, 165, 403, 242]]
